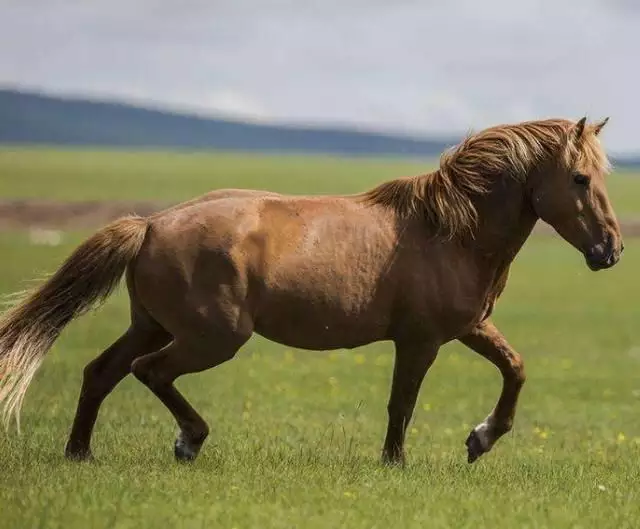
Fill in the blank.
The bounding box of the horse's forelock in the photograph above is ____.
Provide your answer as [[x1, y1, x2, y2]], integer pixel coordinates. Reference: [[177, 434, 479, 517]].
[[575, 128, 612, 175]]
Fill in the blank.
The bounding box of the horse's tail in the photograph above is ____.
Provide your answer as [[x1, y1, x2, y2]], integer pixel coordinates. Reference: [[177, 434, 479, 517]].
[[0, 216, 149, 431]]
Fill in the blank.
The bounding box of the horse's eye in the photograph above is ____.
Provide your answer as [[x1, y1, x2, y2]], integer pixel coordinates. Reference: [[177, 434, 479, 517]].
[[573, 173, 590, 186]]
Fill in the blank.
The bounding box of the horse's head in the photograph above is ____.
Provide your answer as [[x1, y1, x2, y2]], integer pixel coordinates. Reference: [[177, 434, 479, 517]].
[[529, 117, 623, 271]]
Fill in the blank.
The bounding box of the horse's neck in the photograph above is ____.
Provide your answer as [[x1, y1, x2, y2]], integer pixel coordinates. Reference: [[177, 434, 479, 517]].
[[470, 179, 538, 264]]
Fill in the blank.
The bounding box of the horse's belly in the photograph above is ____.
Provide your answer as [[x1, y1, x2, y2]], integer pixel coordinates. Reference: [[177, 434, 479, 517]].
[[254, 317, 388, 350], [252, 289, 391, 351]]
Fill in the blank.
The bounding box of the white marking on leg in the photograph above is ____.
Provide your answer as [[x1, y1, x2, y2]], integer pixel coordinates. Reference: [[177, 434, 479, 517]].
[[473, 415, 495, 451]]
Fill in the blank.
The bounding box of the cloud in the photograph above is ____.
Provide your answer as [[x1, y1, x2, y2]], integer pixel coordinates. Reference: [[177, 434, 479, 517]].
[[0, 0, 638, 153], [199, 91, 269, 121]]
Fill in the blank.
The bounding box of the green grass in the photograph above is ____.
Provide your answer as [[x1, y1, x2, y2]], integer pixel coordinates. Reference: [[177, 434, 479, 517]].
[[1, 147, 639, 218], [1, 236, 640, 528], [1, 148, 640, 527], [0, 147, 430, 202]]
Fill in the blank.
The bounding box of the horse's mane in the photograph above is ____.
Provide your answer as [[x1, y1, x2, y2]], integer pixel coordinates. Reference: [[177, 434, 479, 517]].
[[362, 118, 610, 239]]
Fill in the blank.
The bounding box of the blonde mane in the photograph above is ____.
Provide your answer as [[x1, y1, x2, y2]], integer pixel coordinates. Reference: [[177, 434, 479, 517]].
[[362, 118, 610, 239]]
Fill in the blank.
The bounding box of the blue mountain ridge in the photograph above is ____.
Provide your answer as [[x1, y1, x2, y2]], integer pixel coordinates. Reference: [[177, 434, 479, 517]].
[[1, 88, 638, 166]]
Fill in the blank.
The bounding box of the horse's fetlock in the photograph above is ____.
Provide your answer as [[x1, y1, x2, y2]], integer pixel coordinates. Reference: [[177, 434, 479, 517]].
[[493, 419, 513, 437], [189, 424, 209, 445]]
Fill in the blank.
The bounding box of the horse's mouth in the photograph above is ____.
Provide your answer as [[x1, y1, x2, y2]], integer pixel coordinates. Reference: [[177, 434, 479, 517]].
[[585, 251, 620, 271]]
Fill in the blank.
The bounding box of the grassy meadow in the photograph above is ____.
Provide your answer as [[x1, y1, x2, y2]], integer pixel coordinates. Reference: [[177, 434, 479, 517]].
[[0, 147, 639, 528], [2, 146, 640, 213]]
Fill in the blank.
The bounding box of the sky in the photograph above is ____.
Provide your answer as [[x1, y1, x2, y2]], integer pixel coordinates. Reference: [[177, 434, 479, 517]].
[[1, 0, 639, 153]]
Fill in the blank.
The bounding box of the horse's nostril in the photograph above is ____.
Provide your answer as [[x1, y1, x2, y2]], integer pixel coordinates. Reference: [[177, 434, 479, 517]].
[[621, 242, 625, 253]]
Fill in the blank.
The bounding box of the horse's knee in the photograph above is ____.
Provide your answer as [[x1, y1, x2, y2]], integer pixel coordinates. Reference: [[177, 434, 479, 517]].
[[512, 356, 526, 387], [506, 354, 525, 388]]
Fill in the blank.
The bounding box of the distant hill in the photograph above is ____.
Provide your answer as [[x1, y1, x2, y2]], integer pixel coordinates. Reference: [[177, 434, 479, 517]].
[[0, 88, 455, 157], [1, 88, 639, 166]]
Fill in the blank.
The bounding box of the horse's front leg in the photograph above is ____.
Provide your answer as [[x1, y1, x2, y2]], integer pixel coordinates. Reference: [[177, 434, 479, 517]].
[[381, 340, 439, 466], [459, 319, 526, 463]]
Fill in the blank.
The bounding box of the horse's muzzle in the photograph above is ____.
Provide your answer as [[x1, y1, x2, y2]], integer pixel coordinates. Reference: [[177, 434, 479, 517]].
[[584, 238, 623, 271]]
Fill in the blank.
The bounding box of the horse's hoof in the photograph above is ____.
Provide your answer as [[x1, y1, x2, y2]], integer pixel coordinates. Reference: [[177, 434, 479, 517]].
[[465, 430, 486, 464], [174, 432, 202, 463], [64, 444, 93, 462], [381, 454, 406, 468], [380, 445, 406, 468]]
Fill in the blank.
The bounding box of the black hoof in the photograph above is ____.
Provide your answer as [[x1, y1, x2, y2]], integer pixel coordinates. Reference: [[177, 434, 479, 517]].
[[381, 455, 406, 468], [174, 435, 202, 463], [465, 430, 486, 464], [64, 444, 93, 462]]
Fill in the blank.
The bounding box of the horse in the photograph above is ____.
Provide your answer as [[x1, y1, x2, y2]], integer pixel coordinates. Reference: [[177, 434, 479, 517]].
[[0, 116, 622, 465]]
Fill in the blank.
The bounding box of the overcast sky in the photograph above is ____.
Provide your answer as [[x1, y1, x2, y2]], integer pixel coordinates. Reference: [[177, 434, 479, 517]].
[[1, 0, 638, 153]]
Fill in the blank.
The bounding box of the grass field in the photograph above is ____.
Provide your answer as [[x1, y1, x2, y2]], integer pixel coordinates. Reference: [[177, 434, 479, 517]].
[[1, 149, 640, 528], [0, 147, 430, 202]]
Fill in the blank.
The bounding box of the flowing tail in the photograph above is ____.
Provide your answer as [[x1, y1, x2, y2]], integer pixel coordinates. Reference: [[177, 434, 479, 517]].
[[0, 216, 149, 431]]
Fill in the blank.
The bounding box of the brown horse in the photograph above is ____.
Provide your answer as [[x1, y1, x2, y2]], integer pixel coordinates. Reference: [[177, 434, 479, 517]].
[[0, 117, 622, 465]]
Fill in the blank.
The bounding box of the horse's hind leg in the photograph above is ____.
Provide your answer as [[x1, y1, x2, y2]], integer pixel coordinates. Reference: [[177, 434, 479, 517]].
[[459, 319, 525, 463], [65, 320, 171, 460], [131, 329, 250, 462]]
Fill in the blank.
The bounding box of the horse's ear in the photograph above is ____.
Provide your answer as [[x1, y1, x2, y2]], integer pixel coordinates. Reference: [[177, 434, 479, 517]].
[[572, 117, 587, 142], [592, 117, 609, 136]]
